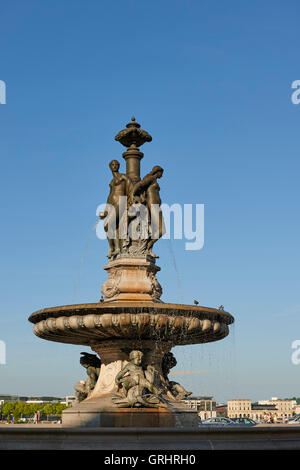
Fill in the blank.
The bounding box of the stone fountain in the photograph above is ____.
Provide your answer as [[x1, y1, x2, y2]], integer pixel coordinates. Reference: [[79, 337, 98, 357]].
[[28, 117, 234, 427]]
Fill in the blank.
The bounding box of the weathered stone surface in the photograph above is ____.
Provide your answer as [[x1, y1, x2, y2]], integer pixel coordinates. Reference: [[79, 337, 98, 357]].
[[1, 426, 300, 450], [101, 257, 162, 302], [62, 397, 181, 428], [89, 340, 171, 399], [29, 302, 232, 346]]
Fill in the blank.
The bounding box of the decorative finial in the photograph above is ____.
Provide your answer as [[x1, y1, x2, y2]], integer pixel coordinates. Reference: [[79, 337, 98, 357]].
[[115, 117, 152, 149]]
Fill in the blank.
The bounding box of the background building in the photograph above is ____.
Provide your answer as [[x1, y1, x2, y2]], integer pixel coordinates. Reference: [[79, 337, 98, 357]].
[[251, 404, 277, 421], [227, 398, 295, 421], [0, 395, 72, 405], [216, 404, 227, 417], [227, 399, 252, 418], [62, 396, 76, 407], [257, 398, 294, 419], [294, 404, 300, 414], [183, 396, 216, 420]]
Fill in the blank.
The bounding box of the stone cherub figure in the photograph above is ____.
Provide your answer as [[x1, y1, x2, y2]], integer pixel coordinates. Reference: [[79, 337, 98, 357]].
[[74, 352, 101, 402], [111, 350, 168, 408]]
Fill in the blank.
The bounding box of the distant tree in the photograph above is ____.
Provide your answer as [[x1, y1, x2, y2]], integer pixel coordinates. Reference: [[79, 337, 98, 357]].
[[17, 402, 28, 416], [1, 401, 69, 422], [2, 402, 15, 420], [12, 402, 23, 421], [284, 397, 300, 404], [55, 403, 69, 415], [42, 403, 54, 420]]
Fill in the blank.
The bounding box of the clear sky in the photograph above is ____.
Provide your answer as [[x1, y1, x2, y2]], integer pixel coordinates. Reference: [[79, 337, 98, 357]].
[[0, 0, 299, 403]]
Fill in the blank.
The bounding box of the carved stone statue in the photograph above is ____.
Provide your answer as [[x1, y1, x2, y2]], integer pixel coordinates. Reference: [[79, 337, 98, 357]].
[[100, 118, 164, 303], [111, 350, 167, 408], [100, 119, 166, 261], [162, 352, 192, 400], [100, 160, 133, 259], [132, 166, 166, 258], [74, 352, 101, 402]]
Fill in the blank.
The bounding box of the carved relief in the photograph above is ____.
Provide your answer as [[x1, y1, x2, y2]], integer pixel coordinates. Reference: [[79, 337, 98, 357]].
[[101, 269, 122, 299], [92, 360, 126, 396], [111, 350, 167, 408], [148, 271, 162, 300]]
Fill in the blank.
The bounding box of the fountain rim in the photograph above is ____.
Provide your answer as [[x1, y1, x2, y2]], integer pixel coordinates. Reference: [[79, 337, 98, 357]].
[[28, 301, 234, 325]]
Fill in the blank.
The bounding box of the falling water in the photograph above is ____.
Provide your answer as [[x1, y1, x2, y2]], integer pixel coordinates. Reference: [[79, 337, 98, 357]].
[[72, 219, 100, 303], [168, 321, 237, 404], [167, 239, 184, 304], [227, 322, 237, 398], [196, 323, 237, 403]]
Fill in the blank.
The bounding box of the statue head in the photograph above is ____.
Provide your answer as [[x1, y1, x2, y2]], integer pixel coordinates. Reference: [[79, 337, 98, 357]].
[[162, 352, 177, 377], [150, 165, 163, 179], [109, 160, 120, 173], [129, 350, 143, 366], [79, 352, 101, 369]]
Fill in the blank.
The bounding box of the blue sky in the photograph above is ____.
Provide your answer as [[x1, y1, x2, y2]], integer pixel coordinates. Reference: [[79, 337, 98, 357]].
[[0, 0, 299, 402]]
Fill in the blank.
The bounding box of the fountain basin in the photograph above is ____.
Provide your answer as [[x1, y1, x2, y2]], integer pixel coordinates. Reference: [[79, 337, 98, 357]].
[[29, 301, 234, 427], [28, 301, 234, 346]]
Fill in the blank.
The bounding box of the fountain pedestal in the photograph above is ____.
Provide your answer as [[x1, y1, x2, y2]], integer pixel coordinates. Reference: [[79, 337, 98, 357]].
[[101, 257, 162, 303], [62, 397, 199, 428], [62, 339, 199, 428]]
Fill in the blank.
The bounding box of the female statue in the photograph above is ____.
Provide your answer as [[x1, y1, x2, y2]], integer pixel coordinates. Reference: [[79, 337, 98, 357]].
[[100, 160, 133, 258], [132, 166, 165, 257]]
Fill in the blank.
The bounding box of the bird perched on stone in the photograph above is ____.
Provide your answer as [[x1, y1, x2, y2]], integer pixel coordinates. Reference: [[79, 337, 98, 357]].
[[194, 300, 199, 305], [218, 305, 224, 311], [100, 296, 104, 303]]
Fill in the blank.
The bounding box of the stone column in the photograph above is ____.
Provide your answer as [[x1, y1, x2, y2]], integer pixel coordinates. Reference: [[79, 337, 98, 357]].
[[122, 147, 143, 185], [114, 116, 152, 185]]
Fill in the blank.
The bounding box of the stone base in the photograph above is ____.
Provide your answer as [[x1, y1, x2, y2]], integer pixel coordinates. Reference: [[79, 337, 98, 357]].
[[101, 257, 162, 302], [2, 426, 300, 450], [62, 396, 199, 428]]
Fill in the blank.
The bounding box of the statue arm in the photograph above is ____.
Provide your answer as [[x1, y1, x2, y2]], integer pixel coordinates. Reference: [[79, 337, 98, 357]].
[[99, 182, 113, 219], [133, 175, 154, 196], [125, 177, 134, 206], [115, 365, 129, 386]]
